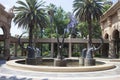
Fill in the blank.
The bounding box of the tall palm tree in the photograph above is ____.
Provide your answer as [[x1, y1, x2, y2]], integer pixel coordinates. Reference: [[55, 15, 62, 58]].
[[14, 0, 48, 47], [73, 0, 103, 48], [46, 4, 57, 38]]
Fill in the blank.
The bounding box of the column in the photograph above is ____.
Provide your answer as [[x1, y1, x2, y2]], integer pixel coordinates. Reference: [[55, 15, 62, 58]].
[[51, 43, 54, 58], [14, 43, 18, 57], [21, 43, 24, 56], [68, 42, 72, 58], [101, 43, 109, 58], [108, 40, 117, 58], [4, 38, 10, 60]]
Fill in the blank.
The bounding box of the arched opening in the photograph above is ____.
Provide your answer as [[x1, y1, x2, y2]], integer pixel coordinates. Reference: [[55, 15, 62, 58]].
[[104, 33, 109, 39], [0, 28, 3, 35], [112, 30, 120, 58], [113, 30, 119, 39], [0, 26, 5, 59]]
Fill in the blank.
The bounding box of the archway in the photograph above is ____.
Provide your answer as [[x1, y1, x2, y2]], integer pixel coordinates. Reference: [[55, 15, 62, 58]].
[[0, 27, 5, 59], [104, 33, 109, 40], [112, 30, 120, 58], [0, 24, 10, 60], [0, 4, 14, 60], [0, 28, 3, 35]]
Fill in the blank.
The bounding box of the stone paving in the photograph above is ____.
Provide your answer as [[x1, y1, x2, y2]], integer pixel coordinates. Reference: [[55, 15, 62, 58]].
[[0, 59, 120, 80]]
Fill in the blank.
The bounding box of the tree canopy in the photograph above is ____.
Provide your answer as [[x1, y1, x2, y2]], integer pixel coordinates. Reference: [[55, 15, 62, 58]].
[[14, 0, 48, 46]]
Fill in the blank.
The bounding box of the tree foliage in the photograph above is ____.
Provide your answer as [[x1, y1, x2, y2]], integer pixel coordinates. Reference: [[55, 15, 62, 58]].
[[73, 0, 103, 47], [102, 1, 113, 12], [14, 0, 48, 46], [45, 4, 69, 38]]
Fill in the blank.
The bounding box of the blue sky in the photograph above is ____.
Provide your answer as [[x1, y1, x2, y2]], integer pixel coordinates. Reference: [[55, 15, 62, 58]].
[[0, 0, 118, 36]]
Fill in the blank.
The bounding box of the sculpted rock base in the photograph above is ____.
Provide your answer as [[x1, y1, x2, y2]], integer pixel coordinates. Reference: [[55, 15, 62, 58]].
[[84, 58, 96, 66], [79, 57, 84, 66], [54, 58, 67, 67], [26, 58, 37, 65], [36, 57, 42, 65]]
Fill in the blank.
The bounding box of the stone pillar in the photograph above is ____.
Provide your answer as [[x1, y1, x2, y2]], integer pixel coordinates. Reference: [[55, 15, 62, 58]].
[[69, 42, 72, 58], [21, 43, 24, 56], [15, 43, 18, 57], [101, 43, 109, 58], [4, 38, 10, 60], [108, 40, 117, 58], [51, 43, 54, 58]]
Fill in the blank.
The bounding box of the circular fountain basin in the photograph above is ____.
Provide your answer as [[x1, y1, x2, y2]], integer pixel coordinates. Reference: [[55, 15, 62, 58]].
[[6, 59, 116, 72], [110, 59, 120, 62]]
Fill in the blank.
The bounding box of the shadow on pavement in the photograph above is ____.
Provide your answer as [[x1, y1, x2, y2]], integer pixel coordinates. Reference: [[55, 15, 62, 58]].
[[0, 76, 49, 80], [0, 60, 49, 80], [0, 76, 32, 80], [0, 60, 6, 66]]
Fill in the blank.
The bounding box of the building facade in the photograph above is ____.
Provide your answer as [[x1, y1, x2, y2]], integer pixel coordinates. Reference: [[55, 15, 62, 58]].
[[0, 4, 14, 60], [100, 1, 120, 58]]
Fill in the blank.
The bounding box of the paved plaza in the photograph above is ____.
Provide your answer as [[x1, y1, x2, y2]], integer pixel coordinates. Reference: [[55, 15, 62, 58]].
[[0, 58, 120, 80]]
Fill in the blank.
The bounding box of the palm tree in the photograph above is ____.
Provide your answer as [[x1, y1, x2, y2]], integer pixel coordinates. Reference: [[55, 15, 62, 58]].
[[46, 4, 69, 37], [14, 0, 48, 47], [46, 4, 57, 38], [47, 4, 69, 59], [103, 1, 113, 12], [73, 0, 103, 48]]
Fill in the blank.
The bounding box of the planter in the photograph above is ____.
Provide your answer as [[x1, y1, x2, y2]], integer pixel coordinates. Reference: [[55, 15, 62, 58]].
[[26, 58, 37, 65], [79, 57, 84, 66], [84, 58, 96, 66], [36, 57, 42, 65], [54, 58, 67, 67]]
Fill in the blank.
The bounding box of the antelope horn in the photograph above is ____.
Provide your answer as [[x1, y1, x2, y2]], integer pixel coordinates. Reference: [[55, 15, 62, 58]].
[[18, 32, 27, 49], [94, 37, 104, 51]]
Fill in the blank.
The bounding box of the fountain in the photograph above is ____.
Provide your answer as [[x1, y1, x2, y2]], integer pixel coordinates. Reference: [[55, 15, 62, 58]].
[[6, 12, 115, 72], [6, 58, 115, 72], [5, 12, 116, 73], [79, 37, 104, 66]]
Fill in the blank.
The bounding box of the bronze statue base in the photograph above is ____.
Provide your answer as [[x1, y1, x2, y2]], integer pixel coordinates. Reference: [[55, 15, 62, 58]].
[[54, 58, 67, 67], [84, 58, 96, 66], [36, 57, 42, 65], [79, 57, 84, 66], [26, 58, 37, 65]]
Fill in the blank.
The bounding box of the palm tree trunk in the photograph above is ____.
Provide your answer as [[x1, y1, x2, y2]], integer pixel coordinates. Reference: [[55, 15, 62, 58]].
[[40, 27, 43, 56], [29, 24, 33, 47], [87, 13, 92, 48]]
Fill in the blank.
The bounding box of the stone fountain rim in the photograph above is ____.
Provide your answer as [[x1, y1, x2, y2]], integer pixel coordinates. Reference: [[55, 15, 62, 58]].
[[6, 59, 116, 72]]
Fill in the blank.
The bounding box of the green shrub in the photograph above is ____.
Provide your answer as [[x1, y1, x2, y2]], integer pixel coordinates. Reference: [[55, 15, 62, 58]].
[[72, 52, 80, 57], [43, 51, 50, 57]]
